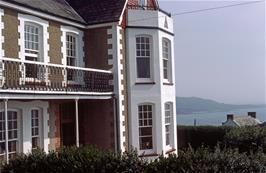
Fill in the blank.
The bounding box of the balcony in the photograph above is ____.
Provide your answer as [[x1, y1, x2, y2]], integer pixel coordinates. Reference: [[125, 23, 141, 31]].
[[126, 5, 173, 33], [0, 58, 113, 95], [127, 5, 171, 17]]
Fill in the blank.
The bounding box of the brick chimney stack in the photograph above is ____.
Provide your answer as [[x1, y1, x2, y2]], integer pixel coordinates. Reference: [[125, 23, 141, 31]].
[[227, 114, 234, 121], [248, 112, 256, 119]]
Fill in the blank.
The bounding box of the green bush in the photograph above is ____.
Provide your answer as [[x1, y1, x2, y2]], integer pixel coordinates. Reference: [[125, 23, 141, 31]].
[[146, 146, 266, 173], [177, 126, 230, 149], [3, 146, 266, 173], [2, 146, 147, 173], [224, 126, 266, 153]]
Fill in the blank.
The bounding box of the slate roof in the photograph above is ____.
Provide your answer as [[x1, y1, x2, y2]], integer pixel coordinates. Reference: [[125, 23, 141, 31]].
[[65, 0, 127, 25], [3, 0, 86, 23], [233, 116, 262, 127]]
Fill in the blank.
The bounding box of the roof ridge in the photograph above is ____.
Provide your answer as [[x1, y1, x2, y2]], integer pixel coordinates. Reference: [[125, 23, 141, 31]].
[[62, 0, 86, 23]]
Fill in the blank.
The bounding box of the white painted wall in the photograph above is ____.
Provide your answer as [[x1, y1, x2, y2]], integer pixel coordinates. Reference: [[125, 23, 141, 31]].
[[126, 9, 177, 156], [128, 9, 173, 33], [0, 100, 49, 154]]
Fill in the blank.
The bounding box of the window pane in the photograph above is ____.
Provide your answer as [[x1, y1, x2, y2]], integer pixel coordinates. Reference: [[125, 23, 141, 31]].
[[8, 141, 17, 153], [165, 103, 172, 146], [0, 142, 5, 154], [139, 127, 152, 136], [31, 110, 41, 149], [140, 137, 153, 150], [137, 58, 150, 78], [66, 33, 77, 66], [136, 36, 151, 79], [138, 104, 153, 150], [163, 39, 171, 80], [32, 137, 39, 149], [24, 23, 40, 53]]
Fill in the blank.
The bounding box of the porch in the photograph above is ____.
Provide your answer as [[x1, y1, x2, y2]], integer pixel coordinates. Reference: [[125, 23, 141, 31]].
[[0, 58, 116, 163], [0, 98, 117, 163]]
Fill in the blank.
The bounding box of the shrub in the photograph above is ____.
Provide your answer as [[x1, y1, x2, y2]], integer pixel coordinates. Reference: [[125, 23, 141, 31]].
[[224, 126, 266, 153], [2, 146, 147, 173], [3, 146, 266, 173], [146, 146, 266, 173], [177, 126, 230, 149]]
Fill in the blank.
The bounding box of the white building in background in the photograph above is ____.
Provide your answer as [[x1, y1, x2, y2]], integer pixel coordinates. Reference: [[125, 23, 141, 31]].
[[222, 112, 262, 127]]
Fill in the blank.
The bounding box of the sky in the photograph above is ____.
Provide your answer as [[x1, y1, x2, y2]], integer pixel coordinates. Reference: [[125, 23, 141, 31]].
[[159, 0, 265, 105]]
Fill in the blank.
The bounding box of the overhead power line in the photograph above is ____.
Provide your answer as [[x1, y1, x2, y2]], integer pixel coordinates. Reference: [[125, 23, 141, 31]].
[[129, 0, 265, 23], [172, 0, 265, 16]]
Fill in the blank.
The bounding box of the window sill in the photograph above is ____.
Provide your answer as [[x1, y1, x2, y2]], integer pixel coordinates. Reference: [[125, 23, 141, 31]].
[[139, 152, 159, 157], [135, 82, 156, 85], [165, 148, 176, 154], [163, 82, 174, 86]]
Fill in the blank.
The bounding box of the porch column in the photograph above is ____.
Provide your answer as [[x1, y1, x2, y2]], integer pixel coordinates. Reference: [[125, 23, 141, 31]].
[[75, 99, 79, 147], [4, 99, 9, 163]]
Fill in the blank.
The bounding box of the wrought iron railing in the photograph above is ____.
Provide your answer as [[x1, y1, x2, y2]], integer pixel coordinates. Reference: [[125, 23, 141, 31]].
[[0, 58, 113, 93], [127, 5, 171, 17], [127, 4, 158, 11]]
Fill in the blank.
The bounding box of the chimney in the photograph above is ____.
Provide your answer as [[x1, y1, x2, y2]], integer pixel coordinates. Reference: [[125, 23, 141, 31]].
[[248, 112, 256, 119], [227, 114, 234, 121]]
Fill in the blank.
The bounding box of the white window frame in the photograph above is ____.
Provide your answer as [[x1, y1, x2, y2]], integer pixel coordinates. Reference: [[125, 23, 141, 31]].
[[18, 14, 49, 63], [61, 26, 84, 67], [138, 104, 154, 151], [65, 32, 79, 82], [61, 26, 84, 85], [164, 102, 173, 147], [0, 110, 21, 160], [66, 32, 78, 67], [136, 35, 153, 83], [24, 22, 43, 62], [31, 108, 43, 150], [162, 38, 172, 83]]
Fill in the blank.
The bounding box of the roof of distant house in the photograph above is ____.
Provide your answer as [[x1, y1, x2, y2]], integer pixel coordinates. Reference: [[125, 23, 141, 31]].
[[65, 0, 127, 25], [231, 116, 261, 126], [3, 0, 86, 23]]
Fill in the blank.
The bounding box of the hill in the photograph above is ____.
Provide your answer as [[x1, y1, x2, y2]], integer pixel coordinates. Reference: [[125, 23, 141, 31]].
[[176, 97, 264, 114]]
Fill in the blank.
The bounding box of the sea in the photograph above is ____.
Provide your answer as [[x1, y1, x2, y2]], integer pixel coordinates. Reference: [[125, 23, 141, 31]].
[[177, 106, 266, 126]]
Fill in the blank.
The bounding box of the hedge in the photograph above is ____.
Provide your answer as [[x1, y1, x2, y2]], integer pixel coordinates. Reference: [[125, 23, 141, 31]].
[[2, 146, 147, 173], [147, 146, 266, 173], [224, 126, 266, 153], [3, 146, 266, 173], [177, 126, 230, 149]]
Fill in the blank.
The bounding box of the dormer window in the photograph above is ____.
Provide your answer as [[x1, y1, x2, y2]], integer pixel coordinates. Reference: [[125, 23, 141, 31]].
[[24, 22, 43, 62], [139, 0, 147, 7]]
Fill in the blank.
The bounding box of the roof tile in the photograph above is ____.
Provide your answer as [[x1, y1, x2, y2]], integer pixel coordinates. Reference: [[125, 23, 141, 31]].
[[66, 0, 126, 25], [3, 0, 86, 23]]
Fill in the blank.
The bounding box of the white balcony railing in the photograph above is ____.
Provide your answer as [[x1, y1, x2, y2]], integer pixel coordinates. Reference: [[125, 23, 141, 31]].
[[0, 58, 113, 94]]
